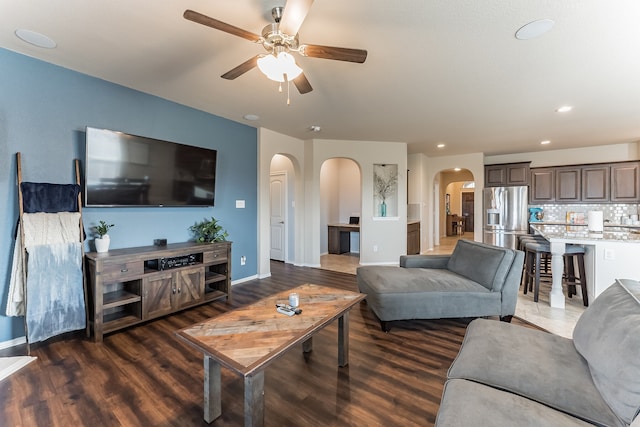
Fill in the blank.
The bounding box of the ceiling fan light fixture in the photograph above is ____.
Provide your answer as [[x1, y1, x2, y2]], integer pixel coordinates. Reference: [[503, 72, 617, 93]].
[[257, 51, 303, 82]]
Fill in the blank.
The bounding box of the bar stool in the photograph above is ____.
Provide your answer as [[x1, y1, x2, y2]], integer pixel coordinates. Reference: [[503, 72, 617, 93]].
[[518, 234, 548, 288], [564, 247, 589, 306], [523, 242, 589, 306]]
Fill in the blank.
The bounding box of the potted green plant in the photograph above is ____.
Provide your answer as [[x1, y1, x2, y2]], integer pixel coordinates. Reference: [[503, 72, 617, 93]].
[[189, 217, 229, 243], [93, 220, 114, 253]]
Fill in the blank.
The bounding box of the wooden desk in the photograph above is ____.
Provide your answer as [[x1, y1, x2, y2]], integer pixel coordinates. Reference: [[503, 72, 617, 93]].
[[328, 223, 359, 254]]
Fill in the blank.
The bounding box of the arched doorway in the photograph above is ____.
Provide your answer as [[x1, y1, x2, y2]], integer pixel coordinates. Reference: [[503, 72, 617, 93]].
[[319, 158, 362, 271], [432, 168, 476, 251]]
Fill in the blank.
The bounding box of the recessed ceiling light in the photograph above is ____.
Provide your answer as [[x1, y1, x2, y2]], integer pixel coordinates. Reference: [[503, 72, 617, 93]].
[[243, 114, 260, 121], [540, 140, 551, 145], [436, 143, 446, 148], [555, 105, 573, 113], [515, 19, 555, 40], [15, 29, 57, 49]]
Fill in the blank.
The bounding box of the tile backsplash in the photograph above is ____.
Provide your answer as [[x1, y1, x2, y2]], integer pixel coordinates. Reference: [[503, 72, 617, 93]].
[[530, 203, 640, 223]]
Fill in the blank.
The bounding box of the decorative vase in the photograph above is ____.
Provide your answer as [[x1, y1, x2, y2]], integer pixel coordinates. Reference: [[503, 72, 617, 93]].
[[95, 235, 110, 253], [380, 201, 387, 217]]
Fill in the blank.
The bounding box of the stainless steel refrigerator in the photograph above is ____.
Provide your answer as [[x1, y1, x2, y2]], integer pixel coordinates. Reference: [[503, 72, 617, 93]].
[[482, 186, 528, 250]]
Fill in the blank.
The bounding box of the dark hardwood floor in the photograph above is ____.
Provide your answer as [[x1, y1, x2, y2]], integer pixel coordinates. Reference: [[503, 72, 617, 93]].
[[0, 261, 533, 426]]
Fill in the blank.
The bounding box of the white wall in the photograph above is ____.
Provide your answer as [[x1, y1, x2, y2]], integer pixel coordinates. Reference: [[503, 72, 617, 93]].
[[319, 159, 340, 254], [424, 152, 485, 250], [258, 128, 306, 277], [311, 140, 407, 266], [485, 142, 640, 167], [259, 129, 407, 275]]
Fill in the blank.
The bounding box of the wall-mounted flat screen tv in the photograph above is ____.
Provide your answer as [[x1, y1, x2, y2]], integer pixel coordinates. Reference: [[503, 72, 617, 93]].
[[85, 127, 217, 207]]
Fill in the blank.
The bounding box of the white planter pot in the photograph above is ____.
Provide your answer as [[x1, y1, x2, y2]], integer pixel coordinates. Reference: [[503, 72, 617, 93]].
[[95, 235, 110, 253]]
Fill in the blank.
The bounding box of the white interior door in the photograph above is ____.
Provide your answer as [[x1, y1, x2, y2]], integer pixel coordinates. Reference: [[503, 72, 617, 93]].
[[270, 172, 287, 261]]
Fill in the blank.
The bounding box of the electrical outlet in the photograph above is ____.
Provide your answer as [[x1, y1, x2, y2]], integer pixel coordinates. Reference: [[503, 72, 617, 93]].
[[604, 249, 615, 260], [240, 255, 246, 265]]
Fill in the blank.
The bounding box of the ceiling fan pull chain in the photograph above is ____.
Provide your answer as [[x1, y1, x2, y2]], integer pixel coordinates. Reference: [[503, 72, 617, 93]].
[[285, 73, 291, 105]]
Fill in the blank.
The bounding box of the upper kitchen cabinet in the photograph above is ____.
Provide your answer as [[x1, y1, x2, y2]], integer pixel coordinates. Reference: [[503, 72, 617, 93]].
[[530, 168, 555, 203], [530, 161, 640, 204], [485, 162, 530, 187], [611, 162, 640, 202], [582, 165, 610, 202], [555, 167, 581, 202]]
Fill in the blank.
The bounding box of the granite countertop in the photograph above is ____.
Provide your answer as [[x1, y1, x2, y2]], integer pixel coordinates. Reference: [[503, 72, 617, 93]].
[[530, 224, 640, 242]]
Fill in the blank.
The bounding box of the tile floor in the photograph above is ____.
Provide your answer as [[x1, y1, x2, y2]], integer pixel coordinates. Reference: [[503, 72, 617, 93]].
[[320, 235, 585, 338]]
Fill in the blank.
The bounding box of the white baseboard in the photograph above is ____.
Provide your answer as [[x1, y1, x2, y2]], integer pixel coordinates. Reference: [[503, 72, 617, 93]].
[[0, 336, 26, 350], [357, 261, 399, 266], [232, 274, 258, 285]]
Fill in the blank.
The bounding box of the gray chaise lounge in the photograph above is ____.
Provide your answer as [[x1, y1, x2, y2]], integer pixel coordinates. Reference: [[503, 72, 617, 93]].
[[356, 239, 524, 331], [436, 278, 640, 426]]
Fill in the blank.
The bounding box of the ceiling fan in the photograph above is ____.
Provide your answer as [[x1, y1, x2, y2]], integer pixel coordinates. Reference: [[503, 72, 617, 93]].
[[183, 0, 368, 96]]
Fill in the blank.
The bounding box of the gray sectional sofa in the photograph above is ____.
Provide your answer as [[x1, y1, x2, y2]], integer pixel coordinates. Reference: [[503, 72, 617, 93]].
[[356, 239, 524, 331], [436, 278, 640, 427]]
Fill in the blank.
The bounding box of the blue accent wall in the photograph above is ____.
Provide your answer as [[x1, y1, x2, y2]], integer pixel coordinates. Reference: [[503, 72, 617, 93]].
[[0, 48, 258, 342]]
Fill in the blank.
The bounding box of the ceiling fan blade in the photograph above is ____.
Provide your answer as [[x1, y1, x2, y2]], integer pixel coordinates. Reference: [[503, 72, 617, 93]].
[[184, 9, 260, 42], [279, 0, 314, 36], [221, 56, 259, 80], [299, 44, 367, 63], [293, 73, 313, 94]]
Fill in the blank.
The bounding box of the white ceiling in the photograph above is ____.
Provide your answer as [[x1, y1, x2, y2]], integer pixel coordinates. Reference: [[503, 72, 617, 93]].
[[2, 0, 640, 157]]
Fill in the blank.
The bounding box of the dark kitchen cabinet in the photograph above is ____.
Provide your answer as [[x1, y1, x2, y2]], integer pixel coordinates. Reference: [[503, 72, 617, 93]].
[[611, 162, 640, 202], [530, 161, 640, 204], [582, 165, 610, 202], [530, 168, 555, 203], [485, 162, 530, 187], [555, 167, 581, 202], [407, 222, 420, 255]]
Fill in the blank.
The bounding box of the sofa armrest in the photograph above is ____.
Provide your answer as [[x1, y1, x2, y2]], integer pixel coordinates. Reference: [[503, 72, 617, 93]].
[[400, 254, 450, 269]]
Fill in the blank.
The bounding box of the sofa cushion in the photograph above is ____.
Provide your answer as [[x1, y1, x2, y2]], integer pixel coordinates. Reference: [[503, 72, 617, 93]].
[[447, 239, 514, 291], [357, 266, 489, 294], [448, 318, 624, 427], [356, 266, 501, 321], [573, 279, 640, 425], [436, 379, 594, 427]]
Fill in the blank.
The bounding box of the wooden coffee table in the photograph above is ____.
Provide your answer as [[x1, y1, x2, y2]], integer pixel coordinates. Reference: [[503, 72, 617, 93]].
[[175, 283, 366, 426]]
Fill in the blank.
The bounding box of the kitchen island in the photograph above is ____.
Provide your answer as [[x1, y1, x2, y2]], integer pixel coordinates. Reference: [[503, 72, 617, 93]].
[[530, 224, 640, 308]]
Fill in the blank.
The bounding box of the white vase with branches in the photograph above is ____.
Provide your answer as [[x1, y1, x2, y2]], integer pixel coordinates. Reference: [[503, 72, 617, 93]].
[[373, 164, 398, 217]]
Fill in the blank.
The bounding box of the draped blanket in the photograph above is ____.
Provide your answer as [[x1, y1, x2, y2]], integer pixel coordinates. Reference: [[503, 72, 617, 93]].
[[6, 212, 85, 342], [25, 242, 85, 343]]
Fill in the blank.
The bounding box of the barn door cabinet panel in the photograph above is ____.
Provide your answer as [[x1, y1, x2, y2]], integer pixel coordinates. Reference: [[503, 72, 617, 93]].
[[485, 162, 530, 187], [86, 241, 231, 342]]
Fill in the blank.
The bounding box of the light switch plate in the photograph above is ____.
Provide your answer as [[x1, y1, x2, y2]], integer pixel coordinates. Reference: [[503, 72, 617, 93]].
[[236, 200, 245, 208]]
